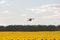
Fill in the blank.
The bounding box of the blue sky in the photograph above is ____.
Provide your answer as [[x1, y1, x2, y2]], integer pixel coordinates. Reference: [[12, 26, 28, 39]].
[[0, 0, 60, 25]]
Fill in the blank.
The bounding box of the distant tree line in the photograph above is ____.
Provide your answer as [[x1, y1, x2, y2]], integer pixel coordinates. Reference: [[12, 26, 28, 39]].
[[0, 25, 60, 31]]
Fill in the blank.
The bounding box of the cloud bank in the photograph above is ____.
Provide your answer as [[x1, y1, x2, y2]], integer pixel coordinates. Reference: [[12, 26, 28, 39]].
[[26, 4, 60, 19], [0, 3, 60, 25]]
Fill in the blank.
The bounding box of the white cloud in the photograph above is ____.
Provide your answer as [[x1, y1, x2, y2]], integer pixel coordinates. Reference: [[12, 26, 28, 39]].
[[26, 4, 60, 19], [41, 11, 60, 19], [26, 4, 60, 13], [0, 0, 8, 4], [6, 3, 10, 6], [3, 10, 8, 13], [0, 10, 8, 14], [21, 14, 27, 17]]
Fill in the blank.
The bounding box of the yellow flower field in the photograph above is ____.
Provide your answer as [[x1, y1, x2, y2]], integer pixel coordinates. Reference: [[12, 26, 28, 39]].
[[0, 31, 60, 40]]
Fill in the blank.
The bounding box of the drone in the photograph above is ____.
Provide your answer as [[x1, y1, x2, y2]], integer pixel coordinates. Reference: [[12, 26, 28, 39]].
[[27, 18, 34, 21]]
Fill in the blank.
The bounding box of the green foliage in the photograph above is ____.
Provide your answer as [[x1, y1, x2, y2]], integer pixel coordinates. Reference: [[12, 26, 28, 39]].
[[0, 25, 60, 31]]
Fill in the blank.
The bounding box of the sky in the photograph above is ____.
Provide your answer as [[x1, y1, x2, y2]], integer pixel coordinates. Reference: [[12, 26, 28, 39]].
[[0, 0, 60, 25]]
